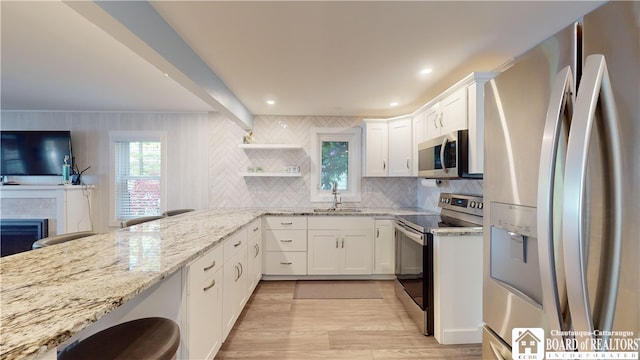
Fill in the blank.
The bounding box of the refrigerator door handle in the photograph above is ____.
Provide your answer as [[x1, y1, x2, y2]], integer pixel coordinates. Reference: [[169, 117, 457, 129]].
[[537, 66, 574, 346], [563, 54, 623, 345]]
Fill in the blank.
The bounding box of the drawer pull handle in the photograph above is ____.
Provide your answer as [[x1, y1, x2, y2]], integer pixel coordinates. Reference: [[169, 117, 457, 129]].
[[280, 222, 293, 225], [203, 279, 216, 292], [280, 239, 293, 243], [280, 261, 292, 265], [253, 226, 259, 232], [234, 241, 242, 247], [203, 261, 216, 272]]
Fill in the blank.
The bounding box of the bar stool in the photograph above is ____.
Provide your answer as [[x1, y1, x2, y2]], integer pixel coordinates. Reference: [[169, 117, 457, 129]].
[[120, 215, 165, 228], [58, 317, 180, 360], [162, 209, 194, 217], [32, 231, 97, 250]]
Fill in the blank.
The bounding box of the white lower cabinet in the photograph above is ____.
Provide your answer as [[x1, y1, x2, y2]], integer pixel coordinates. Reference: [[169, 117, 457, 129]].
[[263, 216, 308, 275], [307, 217, 373, 275], [247, 219, 262, 294], [433, 232, 483, 344], [222, 230, 248, 341], [373, 219, 394, 274], [184, 245, 224, 360]]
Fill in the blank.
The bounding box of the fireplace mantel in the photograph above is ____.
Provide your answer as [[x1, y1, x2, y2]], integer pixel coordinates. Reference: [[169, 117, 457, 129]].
[[0, 185, 94, 236]]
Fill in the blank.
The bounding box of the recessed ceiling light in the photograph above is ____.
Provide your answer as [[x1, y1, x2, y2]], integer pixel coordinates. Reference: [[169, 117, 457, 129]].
[[266, 100, 275, 105], [390, 102, 399, 107], [420, 68, 433, 75]]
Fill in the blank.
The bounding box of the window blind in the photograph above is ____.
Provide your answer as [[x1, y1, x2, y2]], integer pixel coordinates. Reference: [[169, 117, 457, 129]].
[[114, 141, 162, 220]]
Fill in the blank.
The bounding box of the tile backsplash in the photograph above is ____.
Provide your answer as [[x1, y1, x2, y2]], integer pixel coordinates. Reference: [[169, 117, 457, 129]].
[[417, 179, 483, 212], [209, 114, 483, 210], [209, 114, 421, 209]]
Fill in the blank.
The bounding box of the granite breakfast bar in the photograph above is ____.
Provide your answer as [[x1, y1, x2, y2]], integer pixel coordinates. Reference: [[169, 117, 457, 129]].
[[0, 207, 429, 360], [0, 209, 265, 360]]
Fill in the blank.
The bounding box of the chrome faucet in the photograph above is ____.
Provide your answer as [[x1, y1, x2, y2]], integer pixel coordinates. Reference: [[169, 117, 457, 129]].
[[332, 181, 342, 209]]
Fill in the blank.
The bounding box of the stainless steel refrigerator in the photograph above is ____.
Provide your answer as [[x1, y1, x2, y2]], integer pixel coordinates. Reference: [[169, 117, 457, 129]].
[[482, 2, 639, 358]]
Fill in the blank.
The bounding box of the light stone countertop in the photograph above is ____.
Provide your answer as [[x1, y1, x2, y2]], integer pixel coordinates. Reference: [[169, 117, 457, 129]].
[[430, 227, 483, 236], [0, 207, 431, 360]]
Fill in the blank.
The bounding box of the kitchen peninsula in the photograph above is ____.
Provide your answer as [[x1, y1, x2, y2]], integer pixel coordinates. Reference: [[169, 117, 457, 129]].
[[0, 208, 427, 360]]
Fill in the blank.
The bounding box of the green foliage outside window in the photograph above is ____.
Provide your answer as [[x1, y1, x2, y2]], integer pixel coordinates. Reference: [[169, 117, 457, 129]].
[[321, 141, 349, 190]]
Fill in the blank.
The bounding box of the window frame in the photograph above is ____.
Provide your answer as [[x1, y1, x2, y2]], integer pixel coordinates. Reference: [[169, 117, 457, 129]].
[[310, 127, 361, 203], [109, 131, 167, 227]]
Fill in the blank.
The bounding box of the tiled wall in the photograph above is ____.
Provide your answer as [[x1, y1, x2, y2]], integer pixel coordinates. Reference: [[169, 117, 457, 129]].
[[210, 114, 422, 208], [417, 178, 483, 212]]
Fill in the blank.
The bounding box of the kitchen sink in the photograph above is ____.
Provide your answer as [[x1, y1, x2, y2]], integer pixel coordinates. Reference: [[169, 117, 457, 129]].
[[313, 208, 362, 213]]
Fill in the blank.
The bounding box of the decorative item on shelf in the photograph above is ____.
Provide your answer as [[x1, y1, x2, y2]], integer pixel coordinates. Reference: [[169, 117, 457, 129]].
[[246, 166, 255, 173], [283, 165, 300, 173], [62, 155, 71, 184], [72, 158, 91, 186], [243, 131, 254, 144], [255, 165, 263, 173]]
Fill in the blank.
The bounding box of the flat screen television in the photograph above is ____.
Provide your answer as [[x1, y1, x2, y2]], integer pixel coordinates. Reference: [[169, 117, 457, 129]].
[[0, 131, 73, 176]]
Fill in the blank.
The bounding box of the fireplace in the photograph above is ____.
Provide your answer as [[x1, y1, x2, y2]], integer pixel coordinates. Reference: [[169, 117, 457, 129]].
[[0, 219, 49, 257]]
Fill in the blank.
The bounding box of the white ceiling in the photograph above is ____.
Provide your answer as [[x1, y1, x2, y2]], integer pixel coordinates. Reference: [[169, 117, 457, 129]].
[[1, 1, 605, 119]]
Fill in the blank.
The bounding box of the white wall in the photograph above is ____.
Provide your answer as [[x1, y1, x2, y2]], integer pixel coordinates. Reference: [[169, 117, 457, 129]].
[[1, 111, 480, 231], [1, 111, 210, 232]]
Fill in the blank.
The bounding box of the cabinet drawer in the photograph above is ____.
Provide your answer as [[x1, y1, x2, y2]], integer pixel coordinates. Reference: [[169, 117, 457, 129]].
[[264, 216, 307, 230], [264, 252, 307, 275], [308, 216, 373, 230], [265, 230, 307, 252], [224, 230, 248, 262], [188, 245, 223, 294]]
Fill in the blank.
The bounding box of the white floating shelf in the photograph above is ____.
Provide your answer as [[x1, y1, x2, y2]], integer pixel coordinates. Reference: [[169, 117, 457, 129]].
[[238, 144, 303, 150], [239, 172, 302, 177]]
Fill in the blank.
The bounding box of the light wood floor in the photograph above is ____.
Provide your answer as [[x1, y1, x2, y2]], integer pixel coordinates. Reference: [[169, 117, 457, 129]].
[[216, 280, 482, 359]]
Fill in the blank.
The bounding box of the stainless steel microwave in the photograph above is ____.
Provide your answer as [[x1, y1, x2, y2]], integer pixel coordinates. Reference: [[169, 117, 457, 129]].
[[418, 130, 481, 179]]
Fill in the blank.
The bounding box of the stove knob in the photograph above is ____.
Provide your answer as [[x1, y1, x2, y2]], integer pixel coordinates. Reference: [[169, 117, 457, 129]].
[[478, 202, 484, 209], [470, 201, 476, 208]]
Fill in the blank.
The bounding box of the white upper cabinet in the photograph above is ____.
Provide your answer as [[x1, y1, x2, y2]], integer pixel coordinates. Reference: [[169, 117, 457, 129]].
[[362, 120, 389, 176], [437, 86, 468, 135], [362, 72, 495, 177], [387, 116, 413, 177]]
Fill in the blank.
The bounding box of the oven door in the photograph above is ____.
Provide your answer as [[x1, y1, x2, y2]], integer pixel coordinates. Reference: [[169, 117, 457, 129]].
[[394, 221, 425, 308], [394, 221, 434, 335]]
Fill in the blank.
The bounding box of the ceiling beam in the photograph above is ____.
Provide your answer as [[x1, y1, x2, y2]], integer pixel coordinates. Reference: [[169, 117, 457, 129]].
[[65, 0, 254, 129]]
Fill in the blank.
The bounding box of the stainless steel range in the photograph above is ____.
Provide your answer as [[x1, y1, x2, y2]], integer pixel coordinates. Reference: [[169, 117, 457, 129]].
[[394, 193, 483, 335]]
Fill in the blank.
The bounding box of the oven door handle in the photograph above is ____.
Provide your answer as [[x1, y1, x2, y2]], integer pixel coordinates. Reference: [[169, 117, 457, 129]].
[[394, 222, 424, 246]]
